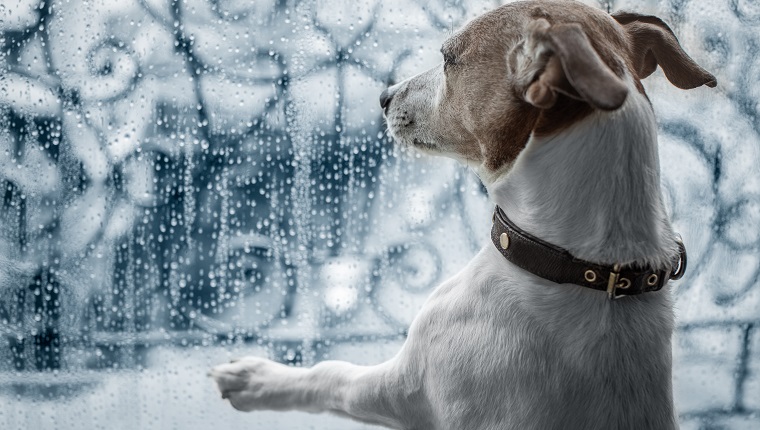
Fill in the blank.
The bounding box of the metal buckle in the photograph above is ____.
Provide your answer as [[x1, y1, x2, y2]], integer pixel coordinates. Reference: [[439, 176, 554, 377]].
[[607, 263, 631, 299]]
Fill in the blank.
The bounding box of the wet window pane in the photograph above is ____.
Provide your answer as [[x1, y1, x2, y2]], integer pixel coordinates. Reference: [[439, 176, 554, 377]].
[[0, 0, 757, 428]]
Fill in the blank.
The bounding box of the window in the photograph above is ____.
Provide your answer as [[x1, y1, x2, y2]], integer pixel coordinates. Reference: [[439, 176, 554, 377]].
[[0, 0, 757, 428]]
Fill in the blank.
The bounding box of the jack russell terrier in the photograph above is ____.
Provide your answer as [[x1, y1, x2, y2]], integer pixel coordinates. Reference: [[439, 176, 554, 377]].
[[211, 1, 716, 428]]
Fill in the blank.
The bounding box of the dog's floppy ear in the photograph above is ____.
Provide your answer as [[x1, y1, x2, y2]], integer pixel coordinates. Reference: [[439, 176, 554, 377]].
[[611, 11, 717, 89], [513, 19, 628, 111]]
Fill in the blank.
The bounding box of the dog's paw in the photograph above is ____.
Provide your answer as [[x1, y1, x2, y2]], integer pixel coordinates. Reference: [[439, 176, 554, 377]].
[[209, 356, 301, 412]]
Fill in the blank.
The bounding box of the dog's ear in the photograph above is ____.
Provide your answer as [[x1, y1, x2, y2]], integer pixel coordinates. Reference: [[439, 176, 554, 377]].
[[611, 11, 717, 89], [513, 19, 628, 111]]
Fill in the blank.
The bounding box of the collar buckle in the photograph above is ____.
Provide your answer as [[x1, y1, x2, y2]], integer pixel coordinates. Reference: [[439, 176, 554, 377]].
[[606, 263, 632, 299]]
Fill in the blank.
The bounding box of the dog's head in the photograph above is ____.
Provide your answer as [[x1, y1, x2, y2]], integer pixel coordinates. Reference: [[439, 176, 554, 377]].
[[380, 0, 716, 180]]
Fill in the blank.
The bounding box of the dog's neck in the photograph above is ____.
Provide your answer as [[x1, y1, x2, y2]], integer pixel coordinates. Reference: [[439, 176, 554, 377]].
[[486, 91, 679, 269]]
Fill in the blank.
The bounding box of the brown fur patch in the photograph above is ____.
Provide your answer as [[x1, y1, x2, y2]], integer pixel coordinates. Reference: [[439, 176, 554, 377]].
[[474, 1, 632, 169], [484, 106, 541, 171], [533, 96, 594, 137]]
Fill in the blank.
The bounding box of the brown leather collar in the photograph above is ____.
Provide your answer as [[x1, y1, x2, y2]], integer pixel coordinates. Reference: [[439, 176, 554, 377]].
[[491, 206, 687, 299]]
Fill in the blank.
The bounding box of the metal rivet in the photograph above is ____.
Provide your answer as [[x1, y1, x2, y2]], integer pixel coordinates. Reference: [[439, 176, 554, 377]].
[[499, 232, 510, 250], [647, 274, 658, 286], [584, 270, 597, 283], [617, 278, 631, 290]]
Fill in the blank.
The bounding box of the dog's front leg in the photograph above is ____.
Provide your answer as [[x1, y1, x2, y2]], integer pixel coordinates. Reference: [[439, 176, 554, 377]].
[[210, 357, 408, 428]]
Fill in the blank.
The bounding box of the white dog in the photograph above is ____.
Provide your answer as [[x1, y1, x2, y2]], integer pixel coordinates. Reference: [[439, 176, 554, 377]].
[[211, 1, 716, 428]]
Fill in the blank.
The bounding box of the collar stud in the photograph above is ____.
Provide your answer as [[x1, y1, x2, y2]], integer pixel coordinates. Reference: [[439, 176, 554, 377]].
[[499, 232, 510, 250]]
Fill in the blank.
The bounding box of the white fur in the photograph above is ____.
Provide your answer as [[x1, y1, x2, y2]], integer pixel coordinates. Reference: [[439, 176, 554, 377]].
[[493, 79, 679, 269]]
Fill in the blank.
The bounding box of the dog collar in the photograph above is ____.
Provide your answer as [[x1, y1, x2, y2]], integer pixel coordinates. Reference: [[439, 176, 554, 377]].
[[490, 206, 687, 299]]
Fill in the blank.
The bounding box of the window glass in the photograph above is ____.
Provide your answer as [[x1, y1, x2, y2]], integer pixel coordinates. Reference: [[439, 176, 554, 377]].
[[0, 0, 756, 428]]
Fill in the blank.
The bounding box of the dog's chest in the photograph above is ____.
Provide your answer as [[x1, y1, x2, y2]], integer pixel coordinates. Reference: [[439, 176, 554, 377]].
[[404, 246, 676, 430]]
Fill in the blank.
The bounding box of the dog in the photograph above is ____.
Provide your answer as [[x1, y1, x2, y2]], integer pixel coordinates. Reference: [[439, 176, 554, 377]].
[[210, 1, 716, 428]]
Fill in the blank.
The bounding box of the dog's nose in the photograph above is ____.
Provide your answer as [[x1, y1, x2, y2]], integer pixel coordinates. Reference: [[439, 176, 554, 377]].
[[379, 88, 393, 111]]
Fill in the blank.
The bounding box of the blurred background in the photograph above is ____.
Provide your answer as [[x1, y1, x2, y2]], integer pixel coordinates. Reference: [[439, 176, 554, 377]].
[[0, 0, 757, 428]]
